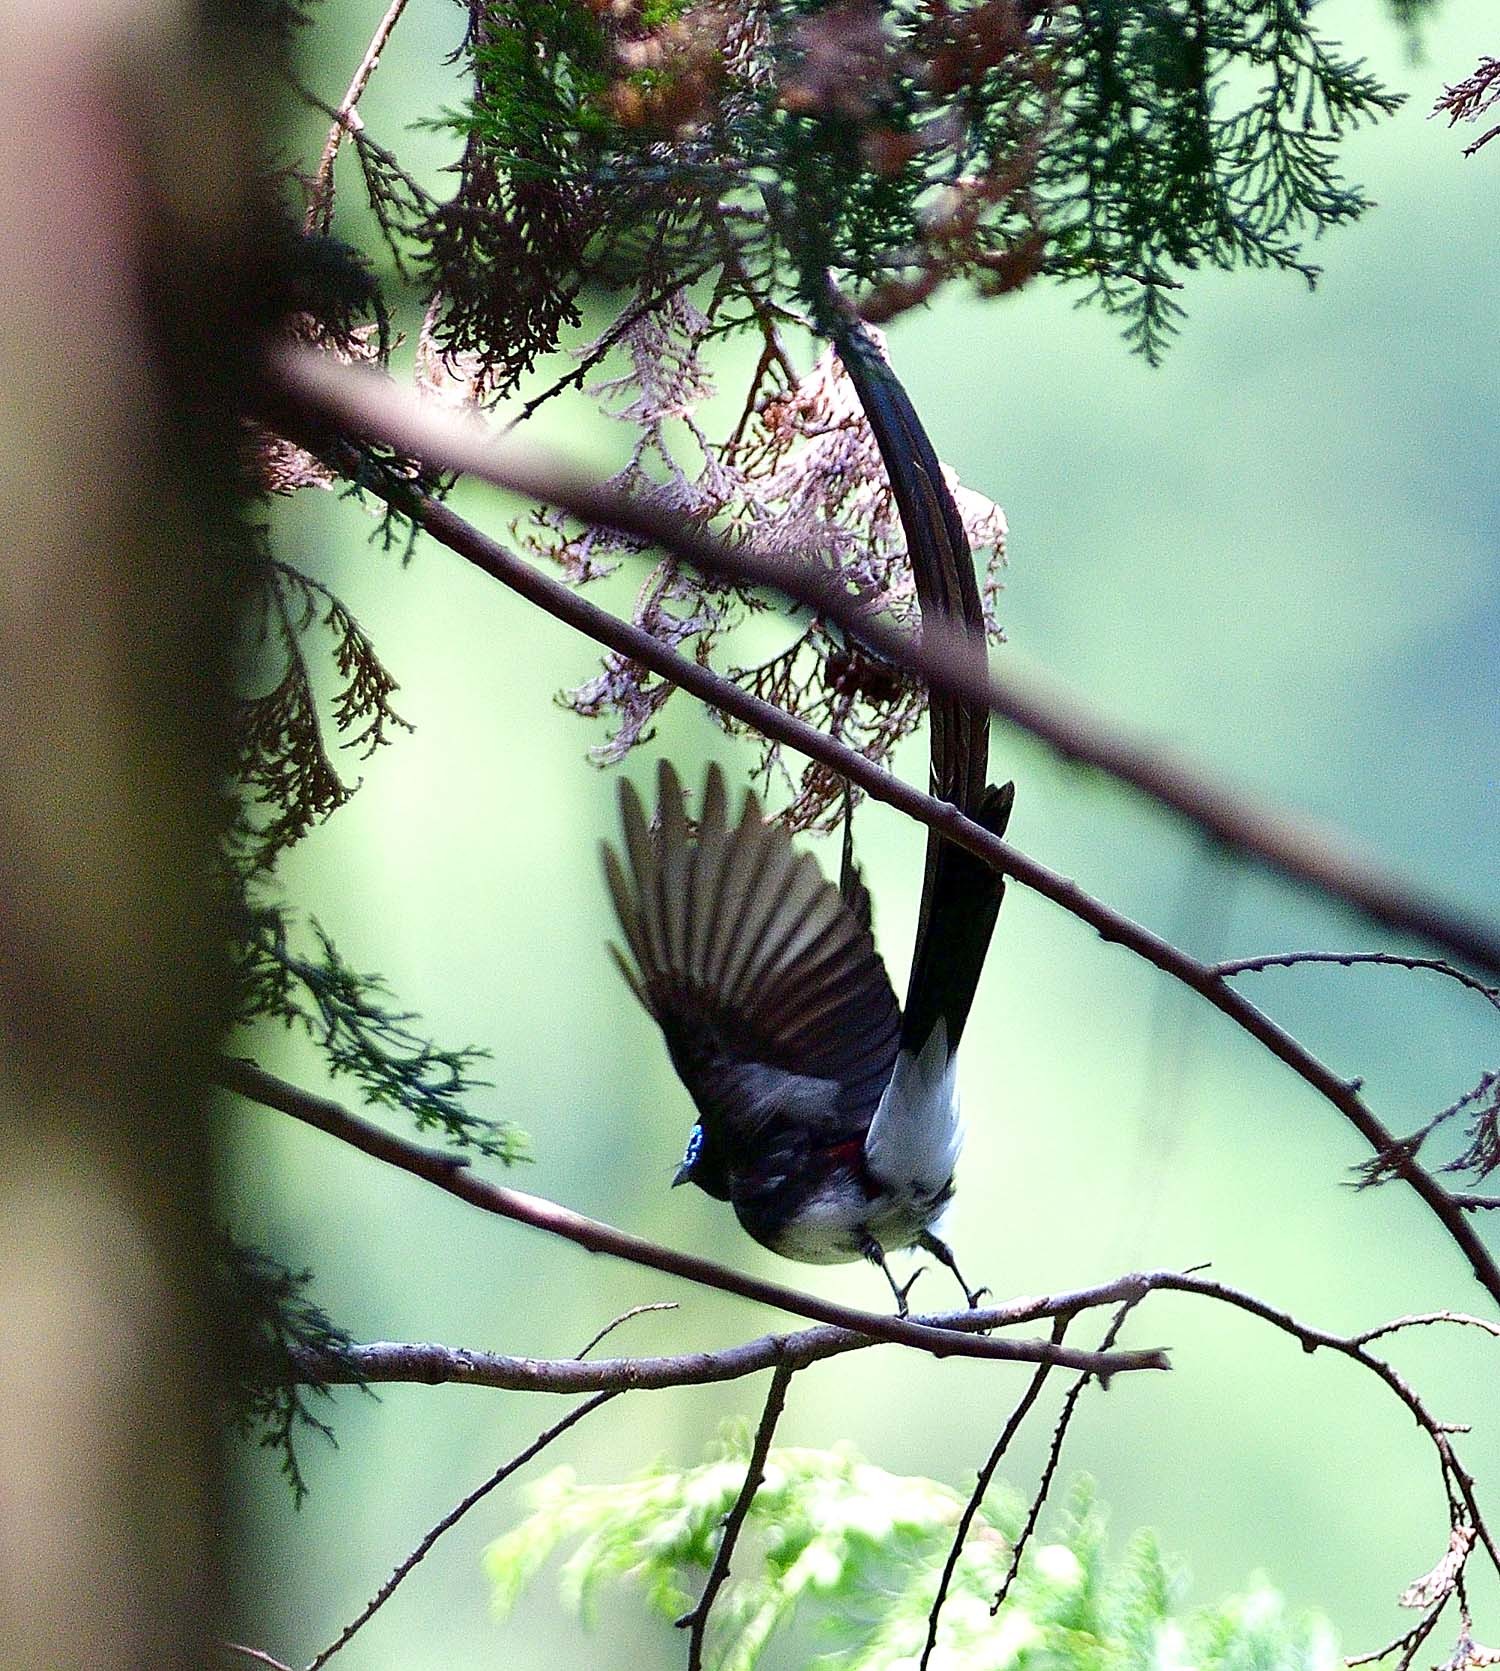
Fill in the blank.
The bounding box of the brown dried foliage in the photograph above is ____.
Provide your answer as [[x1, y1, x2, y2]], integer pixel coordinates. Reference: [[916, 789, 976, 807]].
[[517, 287, 1006, 830], [1434, 57, 1500, 157]]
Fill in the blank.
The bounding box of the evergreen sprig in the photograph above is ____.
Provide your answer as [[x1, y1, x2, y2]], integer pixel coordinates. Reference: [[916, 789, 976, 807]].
[[220, 1238, 365, 1507], [234, 900, 528, 1163], [487, 1450, 1336, 1671], [417, 0, 1405, 378], [234, 552, 412, 870]]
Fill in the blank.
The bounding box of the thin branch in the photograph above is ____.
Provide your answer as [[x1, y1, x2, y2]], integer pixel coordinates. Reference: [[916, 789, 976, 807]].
[[273, 1265, 1500, 1622], [1400, 1072, 1500, 1158], [305, 0, 411, 235], [1351, 1313, 1500, 1348], [264, 346, 1500, 985], [677, 1361, 796, 1671], [260, 465, 1500, 1320], [284, 1278, 1195, 1397], [223, 1647, 296, 1671], [216, 1057, 1168, 1377], [920, 1317, 1067, 1671], [991, 1296, 1143, 1614], [1345, 1600, 1448, 1669], [497, 264, 720, 435], [287, 1284, 1500, 1398], [306, 1391, 619, 1670], [1216, 951, 1500, 1016], [1133, 1273, 1500, 1587], [576, 1302, 679, 1360], [1455, 1195, 1500, 1213]]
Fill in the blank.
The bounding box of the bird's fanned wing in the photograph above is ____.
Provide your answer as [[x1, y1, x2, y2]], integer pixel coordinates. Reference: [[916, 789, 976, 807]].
[[603, 761, 903, 1148]]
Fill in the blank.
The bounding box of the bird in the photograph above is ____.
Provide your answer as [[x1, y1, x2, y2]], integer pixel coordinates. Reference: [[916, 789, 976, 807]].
[[601, 758, 1013, 1313], [602, 304, 1011, 1313]]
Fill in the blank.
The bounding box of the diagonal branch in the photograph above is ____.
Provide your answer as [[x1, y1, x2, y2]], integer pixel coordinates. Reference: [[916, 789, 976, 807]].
[[990, 1295, 1145, 1615], [920, 1316, 1066, 1670], [215, 1057, 1167, 1377], [264, 345, 1500, 984], [281, 476, 1500, 1319], [304, 1391, 619, 1670], [678, 1361, 796, 1671]]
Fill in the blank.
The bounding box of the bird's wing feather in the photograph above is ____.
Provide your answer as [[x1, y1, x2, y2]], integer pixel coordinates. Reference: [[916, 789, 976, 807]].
[[603, 761, 902, 1142]]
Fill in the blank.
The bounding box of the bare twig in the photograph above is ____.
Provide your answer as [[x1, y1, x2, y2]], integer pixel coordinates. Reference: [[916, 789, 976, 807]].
[[1216, 951, 1500, 1016], [1345, 1600, 1447, 1669], [215, 1058, 1168, 1377], [305, 0, 411, 234], [265, 346, 1500, 985], [1398, 1072, 1500, 1159], [919, 1317, 1067, 1670], [1131, 1273, 1500, 1588], [677, 1362, 796, 1671], [497, 265, 720, 435], [1350, 1312, 1500, 1348], [283, 1277, 1193, 1397], [223, 1647, 296, 1671], [576, 1302, 679, 1360], [991, 1296, 1144, 1614], [287, 1279, 1500, 1398], [306, 1391, 619, 1670]]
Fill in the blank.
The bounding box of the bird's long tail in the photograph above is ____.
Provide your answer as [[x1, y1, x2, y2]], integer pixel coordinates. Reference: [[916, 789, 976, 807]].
[[829, 300, 1012, 1055]]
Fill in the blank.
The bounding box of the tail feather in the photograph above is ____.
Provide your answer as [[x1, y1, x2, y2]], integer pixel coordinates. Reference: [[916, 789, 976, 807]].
[[900, 780, 1014, 1053], [829, 298, 1012, 1056]]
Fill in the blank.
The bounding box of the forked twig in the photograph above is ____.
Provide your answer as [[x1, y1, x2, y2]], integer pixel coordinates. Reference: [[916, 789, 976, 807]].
[[991, 1295, 1144, 1615], [304, 0, 411, 234], [919, 1317, 1067, 1670]]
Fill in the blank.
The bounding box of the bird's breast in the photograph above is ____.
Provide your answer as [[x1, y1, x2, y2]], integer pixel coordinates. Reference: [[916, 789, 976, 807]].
[[732, 1136, 955, 1265]]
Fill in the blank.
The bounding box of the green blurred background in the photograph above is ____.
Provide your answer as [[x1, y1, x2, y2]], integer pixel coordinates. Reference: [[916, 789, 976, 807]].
[[226, 3, 1500, 1664]]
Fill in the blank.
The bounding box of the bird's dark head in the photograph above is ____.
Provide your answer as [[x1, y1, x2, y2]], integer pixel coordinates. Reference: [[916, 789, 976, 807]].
[[672, 1122, 706, 1188], [671, 1120, 731, 1200]]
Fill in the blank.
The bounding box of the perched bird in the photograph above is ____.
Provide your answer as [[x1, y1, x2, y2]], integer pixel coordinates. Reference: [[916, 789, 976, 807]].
[[603, 309, 1012, 1312], [602, 760, 1012, 1312]]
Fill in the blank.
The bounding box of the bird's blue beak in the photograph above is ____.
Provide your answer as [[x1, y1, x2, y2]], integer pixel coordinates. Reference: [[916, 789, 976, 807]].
[[673, 1122, 705, 1187]]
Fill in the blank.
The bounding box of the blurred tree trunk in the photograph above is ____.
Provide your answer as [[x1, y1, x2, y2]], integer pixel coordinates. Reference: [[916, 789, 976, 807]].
[[0, 2, 257, 1663]]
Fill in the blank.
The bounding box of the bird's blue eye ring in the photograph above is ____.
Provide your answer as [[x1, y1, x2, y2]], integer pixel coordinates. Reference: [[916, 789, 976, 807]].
[[680, 1123, 705, 1171]]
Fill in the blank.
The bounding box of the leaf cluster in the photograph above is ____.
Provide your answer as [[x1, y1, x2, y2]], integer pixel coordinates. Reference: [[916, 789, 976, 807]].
[[1432, 56, 1500, 159], [523, 301, 1006, 829], [233, 551, 412, 870], [414, 0, 1405, 379], [233, 898, 527, 1162], [487, 1448, 1336, 1671], [1037, 2, 1402, 359], [219, 1238, 365, 1506]]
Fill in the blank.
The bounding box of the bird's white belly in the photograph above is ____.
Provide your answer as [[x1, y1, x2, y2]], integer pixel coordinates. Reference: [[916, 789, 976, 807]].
[[763, 1161, 955, 1266]]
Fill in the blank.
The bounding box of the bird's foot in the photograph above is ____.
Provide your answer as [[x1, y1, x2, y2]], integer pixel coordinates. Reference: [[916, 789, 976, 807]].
[[861, 1234, 923, 1317], [892, 1267, 926, 1318], [918, 1231, 988, 1312]]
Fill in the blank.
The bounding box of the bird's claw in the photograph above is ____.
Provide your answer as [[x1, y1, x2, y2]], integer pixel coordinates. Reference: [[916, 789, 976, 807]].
[[893, 1267, 925, 1318]]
